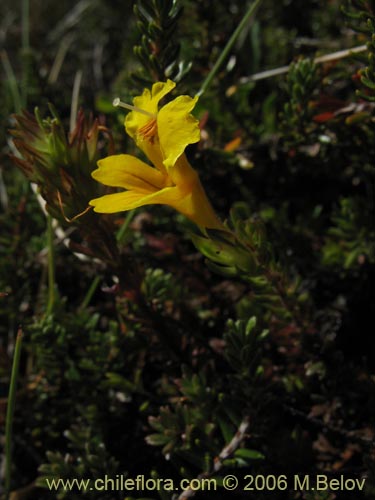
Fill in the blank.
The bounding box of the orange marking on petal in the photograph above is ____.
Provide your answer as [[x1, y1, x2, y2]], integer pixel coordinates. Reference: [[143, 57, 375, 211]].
[[138, 118, 158, 143]]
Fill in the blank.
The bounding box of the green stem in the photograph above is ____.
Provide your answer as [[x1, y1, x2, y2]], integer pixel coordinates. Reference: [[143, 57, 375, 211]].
[[116, 209, 135, 244], [46, 215, 56, 315], [197, 0, 264, 96], [80, 275, 101, 310], [70, 69, 83, 133], [21, 0, 30, 107], [1, 50, 22, 113], [5, 328, 23, 500], [22, 0, 30, 51]]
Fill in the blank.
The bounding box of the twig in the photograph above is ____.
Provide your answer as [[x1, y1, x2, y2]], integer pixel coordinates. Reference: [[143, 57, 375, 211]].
[[213, 416, 250, 472], [237, 44, 367, 84], [177, 416, 250, 500], [284, 405, 374, 450]]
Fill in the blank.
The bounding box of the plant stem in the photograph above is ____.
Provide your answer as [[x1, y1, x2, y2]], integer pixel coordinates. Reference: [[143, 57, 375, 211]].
[[46, 215, 56, 315], [5, 328, 23, 500], [70, 69, 83, 133], [178, 416, 250, 499], [116, 209, 135, 244], [238, 44, 367, 84], [197, 0, 264, 96], [1, 50, 22, 113], [21, 0, 30, 107], [80, 275, 101, 310], [22, 0, 30, 53]]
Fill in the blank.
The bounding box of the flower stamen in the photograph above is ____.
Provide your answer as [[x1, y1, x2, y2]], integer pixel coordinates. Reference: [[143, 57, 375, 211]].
[[138, 118, 158, 143], [112, 98, 154, 118]]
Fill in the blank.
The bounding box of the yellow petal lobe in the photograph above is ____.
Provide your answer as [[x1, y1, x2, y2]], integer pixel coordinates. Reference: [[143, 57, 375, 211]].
[[157, 95, 200, 170], [92, 154, 167, 192], [125, 80, 176, 143], [90, 186, 180, 213]]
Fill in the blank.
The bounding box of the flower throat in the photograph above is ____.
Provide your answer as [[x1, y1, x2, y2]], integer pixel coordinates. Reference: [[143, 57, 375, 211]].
[[113, 98, 158, 143]]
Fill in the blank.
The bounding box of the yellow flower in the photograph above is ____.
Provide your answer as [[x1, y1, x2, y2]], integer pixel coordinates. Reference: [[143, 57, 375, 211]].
[[89, 80, 222, 230]]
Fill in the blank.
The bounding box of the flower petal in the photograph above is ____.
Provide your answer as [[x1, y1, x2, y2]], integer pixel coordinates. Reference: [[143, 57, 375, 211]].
[[90, 191, 152, 213], [90, 171, 222, 229], [157, 95, 200, 170], [170, 182, 223, 229], [90, 186, 182, 213], [125, 80, 176, 142], [92, 154, 167, 192]]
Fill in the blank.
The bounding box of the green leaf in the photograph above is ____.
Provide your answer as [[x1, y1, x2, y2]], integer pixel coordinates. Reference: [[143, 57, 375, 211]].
[[145, 433, 170, 446], [234, 448, 265, 460], [218, 417, 236, 443]]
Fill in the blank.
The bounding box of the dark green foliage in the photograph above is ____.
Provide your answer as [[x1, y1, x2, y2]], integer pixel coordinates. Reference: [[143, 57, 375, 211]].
[[322, 197, 375, 268], [280, 58, 320, 143], [36, 425, 120, 500], [224, 317, 268, 378], [142, 268, 185, 308], [145, 317, 268, 494], [191, 203, 308, 329], [132, 0, 190, 84], [343, 0, 375, 100]]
